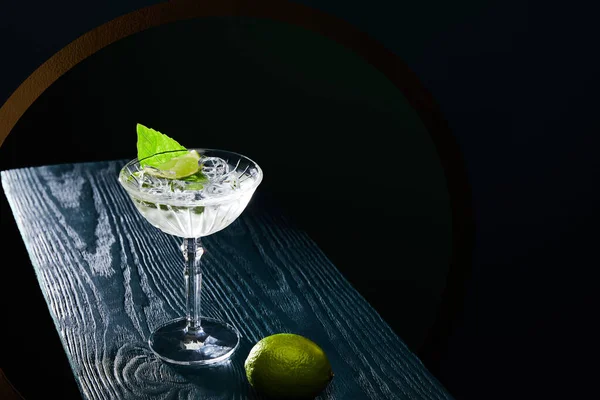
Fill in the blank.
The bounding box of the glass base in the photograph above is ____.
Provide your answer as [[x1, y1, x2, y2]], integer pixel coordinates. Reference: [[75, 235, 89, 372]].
[[149, 317, 240, 366]]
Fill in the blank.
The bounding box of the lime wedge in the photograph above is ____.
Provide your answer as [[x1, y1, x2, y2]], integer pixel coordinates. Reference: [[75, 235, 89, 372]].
[[145, 150, 200, 179]]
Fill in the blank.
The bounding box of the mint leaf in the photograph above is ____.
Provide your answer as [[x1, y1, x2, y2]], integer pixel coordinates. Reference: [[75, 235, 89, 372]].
[[186, 183, 206, 190], [137, 123, 187, 167], [181, 171, 209, 190], [182, 172, 209, 183]]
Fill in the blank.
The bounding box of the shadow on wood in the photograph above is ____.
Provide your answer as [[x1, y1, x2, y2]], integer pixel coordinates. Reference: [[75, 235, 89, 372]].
[[167, 339, 259, 398]]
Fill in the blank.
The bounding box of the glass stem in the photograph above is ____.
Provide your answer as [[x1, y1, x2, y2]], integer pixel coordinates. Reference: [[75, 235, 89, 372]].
[[183, 237, 204, 332]]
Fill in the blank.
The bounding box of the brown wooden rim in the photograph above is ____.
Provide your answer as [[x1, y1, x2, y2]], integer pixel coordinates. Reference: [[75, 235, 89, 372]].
[[0, 0, 474, 376]]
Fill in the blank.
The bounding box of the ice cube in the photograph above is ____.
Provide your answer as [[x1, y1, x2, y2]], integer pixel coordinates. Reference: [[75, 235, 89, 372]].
[[159, 180, 205, 203], [168, 180, 188, 193], [204, 173, 240, 196], [222, 173, 240, 190], [204, 183, 228, 196], [200, 157, 230, 182], [137, 170, 168, 191]]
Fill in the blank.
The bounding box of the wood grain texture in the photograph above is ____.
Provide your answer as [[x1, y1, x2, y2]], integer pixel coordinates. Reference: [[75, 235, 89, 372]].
[[1, 161, 453, 400]]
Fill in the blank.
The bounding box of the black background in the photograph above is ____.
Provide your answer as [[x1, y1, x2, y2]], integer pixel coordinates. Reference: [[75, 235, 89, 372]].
[[1, 16, 455, 399], [1, 1, 599, 399]]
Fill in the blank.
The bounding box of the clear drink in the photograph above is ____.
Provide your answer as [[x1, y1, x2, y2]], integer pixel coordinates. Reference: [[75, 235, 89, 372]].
[[118, 147, 262, 366], [129, 169, 257, 238]]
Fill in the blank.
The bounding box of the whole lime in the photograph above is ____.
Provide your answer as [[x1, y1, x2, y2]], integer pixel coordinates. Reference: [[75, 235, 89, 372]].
[[244, 333, 334, 399]]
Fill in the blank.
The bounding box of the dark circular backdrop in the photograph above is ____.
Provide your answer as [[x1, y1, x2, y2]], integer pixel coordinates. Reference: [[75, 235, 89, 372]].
[[0, 2, 473, 397]]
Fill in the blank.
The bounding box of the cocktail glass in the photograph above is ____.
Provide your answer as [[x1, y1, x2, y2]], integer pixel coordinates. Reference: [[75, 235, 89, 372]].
[[118, 149, 263, 366]]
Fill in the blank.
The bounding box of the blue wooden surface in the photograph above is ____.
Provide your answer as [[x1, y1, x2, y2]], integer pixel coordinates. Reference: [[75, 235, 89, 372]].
[[1, 161, 453, 400]]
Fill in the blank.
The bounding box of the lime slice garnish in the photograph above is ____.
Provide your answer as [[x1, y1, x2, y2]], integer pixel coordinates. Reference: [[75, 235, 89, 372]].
[[145, 150, 200, 179]]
